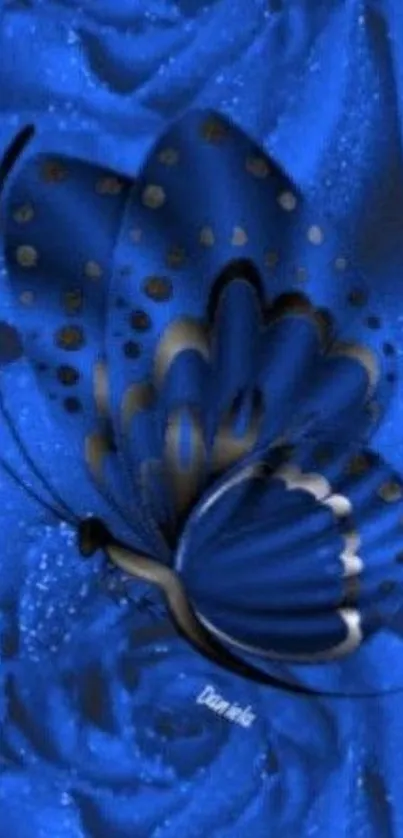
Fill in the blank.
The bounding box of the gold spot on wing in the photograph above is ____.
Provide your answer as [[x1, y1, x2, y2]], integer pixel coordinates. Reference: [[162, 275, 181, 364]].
[[42, 159, 67, 183], [264, 250, 279, 269], [200, 117, 228, 143], [63, 289, 83, 315], [199, 226, 215, 247], [329, 342, 379, 395], [96, 176, 124, 195], [166, 246, 186, 268], [154, 318, 210, 388], [122, 382, 155, 433], [377, 481, 403, 503], [84, 260, 103, 280], [245, 155, 270, 178], [16, 245, 37, 268], [231, 227, 248, 247], [85, 432, 110, 480], [307, 225, 324, 245], [278, 191, 297, 211], [142, 184, 166, 209], [158, 148, 180, 166], [211, 392, 263, 474], [131, 309, 151, 331], [55, 324, 85, 351], [94, 361, 109, 417], [143, 276, 173, 302], [164, 406, 207, 517], [57, 364, 79, 386], [13, 203, 34, 224]]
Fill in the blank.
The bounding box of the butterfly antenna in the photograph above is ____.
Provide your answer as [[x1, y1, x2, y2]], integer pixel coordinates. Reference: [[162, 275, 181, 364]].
[[0, 455, 75, 525], [0, 391, 79, 523], [0, 125, 35, 188]]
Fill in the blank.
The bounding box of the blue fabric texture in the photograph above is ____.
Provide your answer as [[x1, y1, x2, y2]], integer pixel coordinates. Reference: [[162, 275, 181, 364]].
[[1, 1, 403, 836]]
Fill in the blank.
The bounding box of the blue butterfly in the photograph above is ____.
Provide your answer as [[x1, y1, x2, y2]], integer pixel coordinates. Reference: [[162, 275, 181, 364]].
[[1, 110, 403, 695]]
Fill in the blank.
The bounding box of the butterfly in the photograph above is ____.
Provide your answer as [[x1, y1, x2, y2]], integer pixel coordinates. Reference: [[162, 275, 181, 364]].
[[1, 110, 403, 696]]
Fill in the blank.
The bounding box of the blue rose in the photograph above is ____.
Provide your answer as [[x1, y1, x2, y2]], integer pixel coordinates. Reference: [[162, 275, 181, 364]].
[[0, 523, 350, 838], [1, 3, 403, 837], [0, 0, 356, 179], [0, 0, 274, 172]]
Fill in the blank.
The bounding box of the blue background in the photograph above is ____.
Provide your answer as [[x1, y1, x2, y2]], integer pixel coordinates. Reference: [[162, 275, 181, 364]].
[[2, 1, 403, 835]]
